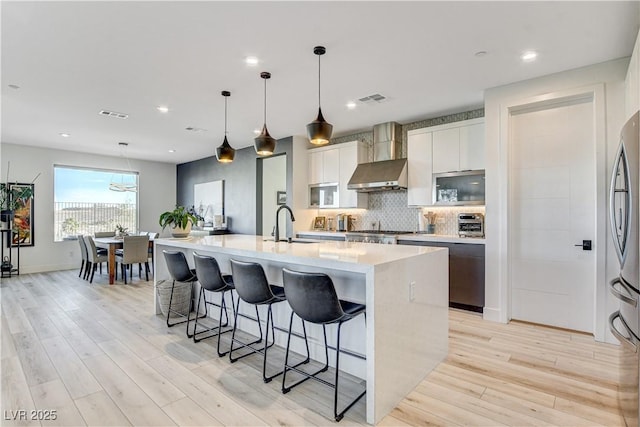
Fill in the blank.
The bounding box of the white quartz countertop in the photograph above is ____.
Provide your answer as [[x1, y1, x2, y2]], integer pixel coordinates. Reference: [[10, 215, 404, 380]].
[[155, 234, 445, 273], [296, 230, 485, 245]]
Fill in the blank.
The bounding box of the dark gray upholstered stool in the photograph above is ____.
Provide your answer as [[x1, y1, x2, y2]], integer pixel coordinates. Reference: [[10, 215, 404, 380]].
[[281, 268, 366, 422], [192, 252, 236, 356], [229, 259, 308, 383], [162, 250, 202, 334]]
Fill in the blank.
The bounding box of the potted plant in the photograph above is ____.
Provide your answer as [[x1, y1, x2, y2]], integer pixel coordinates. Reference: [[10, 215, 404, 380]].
[[159, 205, 197, 238], [115, 224, 129, 237]]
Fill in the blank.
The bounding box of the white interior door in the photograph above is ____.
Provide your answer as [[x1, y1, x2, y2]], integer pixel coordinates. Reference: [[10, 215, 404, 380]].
[[509, 98, 596, 332]]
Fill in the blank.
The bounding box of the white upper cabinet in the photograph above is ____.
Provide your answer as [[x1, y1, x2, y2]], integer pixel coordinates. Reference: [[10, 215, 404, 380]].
[[408, 118, 484, 206], [407, 130, 433, 206], [459, 122, 485, 171], [308, 147, 339, 184], [432, 118, 485, 173], [308, 141, 368, 208], [432, 128, 460, 174]]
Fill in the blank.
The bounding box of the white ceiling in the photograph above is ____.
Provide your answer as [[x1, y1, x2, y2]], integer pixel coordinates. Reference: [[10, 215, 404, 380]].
[[2, 1, 638, 164]]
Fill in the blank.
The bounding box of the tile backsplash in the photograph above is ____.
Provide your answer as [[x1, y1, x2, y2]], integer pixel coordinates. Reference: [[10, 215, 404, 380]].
[[316, 191, 485, 236]]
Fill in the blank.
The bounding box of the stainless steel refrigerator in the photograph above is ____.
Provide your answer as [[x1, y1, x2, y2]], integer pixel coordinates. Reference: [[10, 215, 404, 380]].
[[609, 110, 640, 427]]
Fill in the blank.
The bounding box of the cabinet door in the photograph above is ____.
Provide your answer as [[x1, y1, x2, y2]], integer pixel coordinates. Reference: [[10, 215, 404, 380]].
[[459, 123, 485, 171], [339, 143, 357, 207], [308, 150, 323, 184], [322, 148, 340, 183], [407, 131, 433, 206], [432, 128, 460, 173]]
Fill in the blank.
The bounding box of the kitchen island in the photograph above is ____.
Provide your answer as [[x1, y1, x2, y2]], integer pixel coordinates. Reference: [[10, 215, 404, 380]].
[[154, 235, 448, 424]]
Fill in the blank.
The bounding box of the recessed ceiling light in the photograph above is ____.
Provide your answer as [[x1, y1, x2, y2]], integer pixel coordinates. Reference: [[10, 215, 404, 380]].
[[59, 133, 71, 138], [253, 129, 261, 135], [8, 84, 20, 89], [521, 51, 538, 62], [346, 102, 357, 110], [156, 105, 169, 113], [245, 56, 259, 66], [168, 149, 176, 153], [474, 51, 487, 58]]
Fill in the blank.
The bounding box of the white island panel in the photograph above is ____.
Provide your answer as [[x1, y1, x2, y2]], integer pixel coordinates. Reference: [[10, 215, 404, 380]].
[[153, 234, 448, 424]]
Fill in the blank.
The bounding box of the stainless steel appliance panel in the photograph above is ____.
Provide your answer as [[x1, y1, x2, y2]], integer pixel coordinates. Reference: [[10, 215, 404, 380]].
[[609, 311, 639, 427]]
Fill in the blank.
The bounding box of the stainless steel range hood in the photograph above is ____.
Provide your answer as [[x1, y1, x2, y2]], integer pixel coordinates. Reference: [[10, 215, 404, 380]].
[[347, 122, 407, 192]]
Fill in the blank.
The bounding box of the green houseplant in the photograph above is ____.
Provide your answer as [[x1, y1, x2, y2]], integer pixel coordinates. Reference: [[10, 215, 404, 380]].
[[159, 205, 197, 238]]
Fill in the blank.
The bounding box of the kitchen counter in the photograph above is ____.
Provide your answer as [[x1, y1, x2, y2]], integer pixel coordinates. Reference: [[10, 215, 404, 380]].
[[154, 234, 448, 424], [297, 230, 485, 245]]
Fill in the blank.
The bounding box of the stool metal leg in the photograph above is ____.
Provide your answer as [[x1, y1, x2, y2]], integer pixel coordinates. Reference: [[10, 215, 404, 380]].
[[192, 288, 235, 357], [282, 314, 324, 393], [333, 321, 366, 422], [229, 300, 290, 382]]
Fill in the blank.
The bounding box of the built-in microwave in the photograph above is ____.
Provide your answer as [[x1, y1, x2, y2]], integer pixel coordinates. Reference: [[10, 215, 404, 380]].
[[309, 183, 339, 208], [433, 170, 485, 205]]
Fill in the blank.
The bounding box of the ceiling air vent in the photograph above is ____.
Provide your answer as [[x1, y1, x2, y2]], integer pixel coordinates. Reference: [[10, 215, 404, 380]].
[[99, 110, 129, 119], [185, 126, 207, 132], [358, 93, 387, 104]]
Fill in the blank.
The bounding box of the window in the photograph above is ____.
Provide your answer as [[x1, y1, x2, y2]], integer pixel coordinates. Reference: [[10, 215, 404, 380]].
[[54, 165, 138, 241]]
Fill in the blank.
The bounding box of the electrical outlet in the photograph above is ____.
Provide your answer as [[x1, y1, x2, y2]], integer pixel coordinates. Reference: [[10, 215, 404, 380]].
[[409, 281, 416, 302]]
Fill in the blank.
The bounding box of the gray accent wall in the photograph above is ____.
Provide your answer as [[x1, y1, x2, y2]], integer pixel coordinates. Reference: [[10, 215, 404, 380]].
[[177, 137, 293, 235]]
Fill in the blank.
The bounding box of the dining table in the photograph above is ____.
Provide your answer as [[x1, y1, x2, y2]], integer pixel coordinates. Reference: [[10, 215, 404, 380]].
[[94, 235, 155, 284]]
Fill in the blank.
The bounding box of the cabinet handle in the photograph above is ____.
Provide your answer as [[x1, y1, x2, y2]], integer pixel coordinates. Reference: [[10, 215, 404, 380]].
[[609, 311, 638, 351], [608, 277, 637, 307]]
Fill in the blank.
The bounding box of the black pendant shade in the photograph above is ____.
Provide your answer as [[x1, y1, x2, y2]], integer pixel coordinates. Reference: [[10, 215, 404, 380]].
[[306, 46, 332, 145], [307, 107, 333, 146], [216, 90, 235, 163], [254, 72, 277, 156]]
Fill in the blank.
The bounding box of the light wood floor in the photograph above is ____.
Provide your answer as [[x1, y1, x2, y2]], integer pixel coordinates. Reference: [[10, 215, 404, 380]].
[[1, 269, 624, 426]]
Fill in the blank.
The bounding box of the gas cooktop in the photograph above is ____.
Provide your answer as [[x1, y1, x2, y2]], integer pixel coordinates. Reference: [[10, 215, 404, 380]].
[[346, 230, 413, 234]]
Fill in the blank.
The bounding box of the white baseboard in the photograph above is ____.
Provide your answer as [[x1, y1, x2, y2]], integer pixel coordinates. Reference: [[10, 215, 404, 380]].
[[482, 307, 506, 323], [19, 263, 77, 274]]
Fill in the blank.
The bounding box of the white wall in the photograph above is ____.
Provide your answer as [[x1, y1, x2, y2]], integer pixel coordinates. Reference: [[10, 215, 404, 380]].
[[484, 58, 628, 343], [626, 30, 640, 119], [0, 143, 176, 273], [261, 154, 286, 238]]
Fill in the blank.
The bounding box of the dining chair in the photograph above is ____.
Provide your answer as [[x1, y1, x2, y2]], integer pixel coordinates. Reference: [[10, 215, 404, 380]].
[[115, 235, 150, 283], [83, 235, 109, 283], [94, 231, 116, 238], [77, 234, 88, 279]]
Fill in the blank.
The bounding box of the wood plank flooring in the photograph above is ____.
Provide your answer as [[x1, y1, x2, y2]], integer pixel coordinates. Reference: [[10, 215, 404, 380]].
[[0, 269, 624, 426]]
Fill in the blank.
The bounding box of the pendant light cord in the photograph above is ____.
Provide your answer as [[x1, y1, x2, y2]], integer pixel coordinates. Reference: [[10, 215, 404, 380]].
[[224, 96, 228, 135], [264, 77, 267, 124], [318, 53, 321, 109]]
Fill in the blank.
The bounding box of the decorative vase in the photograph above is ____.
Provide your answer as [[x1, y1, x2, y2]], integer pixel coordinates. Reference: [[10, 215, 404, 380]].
[[171, 222, 192, 238]]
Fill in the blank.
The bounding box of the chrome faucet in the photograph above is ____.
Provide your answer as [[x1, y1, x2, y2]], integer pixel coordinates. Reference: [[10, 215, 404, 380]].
[[275, 204, 295, 242]]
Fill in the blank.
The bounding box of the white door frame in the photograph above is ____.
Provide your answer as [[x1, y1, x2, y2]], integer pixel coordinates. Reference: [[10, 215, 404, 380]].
[[496, 83, 607, 340]]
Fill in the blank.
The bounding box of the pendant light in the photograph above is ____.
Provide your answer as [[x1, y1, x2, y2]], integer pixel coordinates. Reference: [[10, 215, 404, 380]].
[[254, 72, 277, 156], [216, 90, 235, 163], [306, 46, 333, 145]]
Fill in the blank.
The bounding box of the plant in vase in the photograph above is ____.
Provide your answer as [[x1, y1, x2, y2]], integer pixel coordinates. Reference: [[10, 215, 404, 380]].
[[159, 205, 197, 238], [115, 224, 129, 237]]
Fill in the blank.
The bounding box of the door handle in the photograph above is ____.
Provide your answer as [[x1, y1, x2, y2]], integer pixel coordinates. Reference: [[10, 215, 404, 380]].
[[574, 240, 592, 250]]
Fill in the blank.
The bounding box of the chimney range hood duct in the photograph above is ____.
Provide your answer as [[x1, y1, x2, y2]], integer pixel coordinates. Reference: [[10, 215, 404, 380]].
[[347, 122, 407, 192]]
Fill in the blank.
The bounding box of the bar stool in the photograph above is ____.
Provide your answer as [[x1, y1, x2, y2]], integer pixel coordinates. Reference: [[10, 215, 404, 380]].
[[162, 250, 201, 333], [192, 252, 236, 356], [281, 268, 366, 422], [229, 259, 302, 383]]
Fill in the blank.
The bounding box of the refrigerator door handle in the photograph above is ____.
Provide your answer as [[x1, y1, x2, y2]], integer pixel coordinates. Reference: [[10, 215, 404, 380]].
[[609, 311, 638, 352], [609, 142, 631, 265], [609, 277, 638, 307]]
